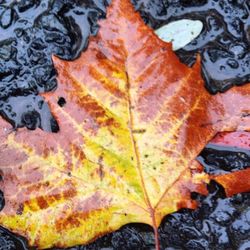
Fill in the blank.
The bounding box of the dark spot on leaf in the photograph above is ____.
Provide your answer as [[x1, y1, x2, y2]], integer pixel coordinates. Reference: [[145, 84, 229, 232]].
[[50, 117, 59, 133], [57, 97, 66, 107], [0, 190, 4, 211], [16, 203, 23, 215]]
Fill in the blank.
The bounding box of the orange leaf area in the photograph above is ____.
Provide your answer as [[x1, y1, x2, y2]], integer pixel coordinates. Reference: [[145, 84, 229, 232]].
[[0, 0, 250, 249]]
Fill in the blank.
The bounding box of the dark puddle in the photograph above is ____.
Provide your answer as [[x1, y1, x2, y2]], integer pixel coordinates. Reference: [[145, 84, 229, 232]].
[[0, 0, 110, 131], [0, 226, 28, 250], [198, 143, 250, 175]]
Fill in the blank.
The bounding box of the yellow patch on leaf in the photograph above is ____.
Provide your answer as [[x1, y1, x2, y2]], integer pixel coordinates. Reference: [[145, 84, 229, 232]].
[[0, 0, 250, 249]]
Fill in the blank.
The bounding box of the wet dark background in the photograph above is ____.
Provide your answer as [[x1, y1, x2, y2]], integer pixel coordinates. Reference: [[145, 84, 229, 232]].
[[0, 0, 110, 132], [0, 0, 249, 249]]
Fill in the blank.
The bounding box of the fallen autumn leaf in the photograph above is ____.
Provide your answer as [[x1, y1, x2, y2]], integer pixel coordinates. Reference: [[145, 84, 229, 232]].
[[0, 0, 250, 249]]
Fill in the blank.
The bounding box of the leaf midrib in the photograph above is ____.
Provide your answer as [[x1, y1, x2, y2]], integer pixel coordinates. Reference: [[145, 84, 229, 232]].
[[125, 69, 161, 249]]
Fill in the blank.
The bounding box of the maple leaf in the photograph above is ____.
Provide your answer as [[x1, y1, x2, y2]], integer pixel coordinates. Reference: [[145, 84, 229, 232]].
[[0, 0, 250, 249]]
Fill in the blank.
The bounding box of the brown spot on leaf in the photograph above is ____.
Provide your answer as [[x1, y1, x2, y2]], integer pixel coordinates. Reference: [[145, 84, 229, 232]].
[[37, 196, 49, 210]]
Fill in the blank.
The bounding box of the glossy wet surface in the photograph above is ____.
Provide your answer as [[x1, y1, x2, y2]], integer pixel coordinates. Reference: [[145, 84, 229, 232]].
[[0, 226, 28, 250], [198, 144, 250, 174], [0, 0, 109, 131]]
